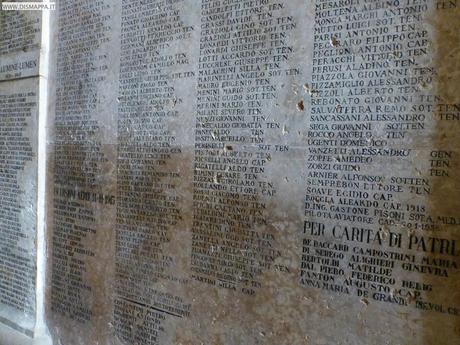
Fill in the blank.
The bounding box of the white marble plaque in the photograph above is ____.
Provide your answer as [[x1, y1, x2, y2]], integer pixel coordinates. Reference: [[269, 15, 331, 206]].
[[0, 8, 41, 80], [0, 78, 39, 337]]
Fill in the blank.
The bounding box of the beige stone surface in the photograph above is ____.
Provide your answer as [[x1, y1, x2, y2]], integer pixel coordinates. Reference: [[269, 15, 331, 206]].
[[44, 1, 460, 345], [0, 77, 39, 337]]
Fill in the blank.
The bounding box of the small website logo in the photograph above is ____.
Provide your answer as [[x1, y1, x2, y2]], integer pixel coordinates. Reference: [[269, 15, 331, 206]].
[[1, 2, 56, 10]]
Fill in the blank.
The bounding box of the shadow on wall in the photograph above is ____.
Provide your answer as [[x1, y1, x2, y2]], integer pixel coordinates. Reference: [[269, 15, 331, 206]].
[[423, 3, 460, 344]]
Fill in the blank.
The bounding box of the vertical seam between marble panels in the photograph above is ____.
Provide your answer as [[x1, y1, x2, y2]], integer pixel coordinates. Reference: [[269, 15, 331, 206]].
[[35, 7, 51, 343]]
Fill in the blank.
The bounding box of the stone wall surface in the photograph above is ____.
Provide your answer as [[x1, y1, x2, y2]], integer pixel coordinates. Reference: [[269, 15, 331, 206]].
[[3, 0, 460, 344], [0, 77, 38, 338], [0, 6, 41, 80], [0, 4, 43, 341]]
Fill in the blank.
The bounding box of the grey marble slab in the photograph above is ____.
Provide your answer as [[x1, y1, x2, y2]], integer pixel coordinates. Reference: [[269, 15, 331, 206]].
[[44, 1, 460, 344]]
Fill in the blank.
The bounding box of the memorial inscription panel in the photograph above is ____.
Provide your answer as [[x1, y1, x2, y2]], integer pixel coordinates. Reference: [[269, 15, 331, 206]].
[[46, 1, 460, 344], [0, 78, 39, 337], [0, 3, 44, 342], [0, 7, 41, 81]]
